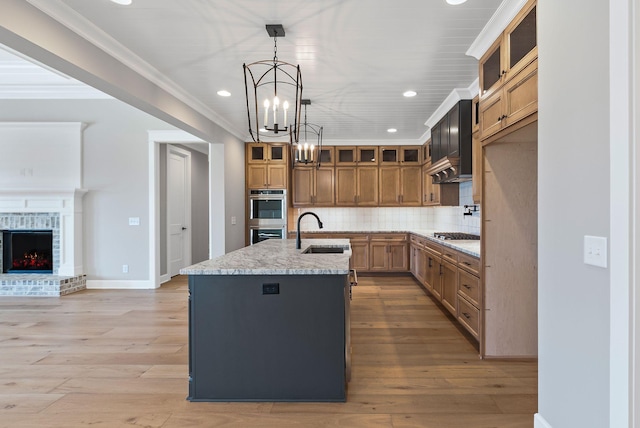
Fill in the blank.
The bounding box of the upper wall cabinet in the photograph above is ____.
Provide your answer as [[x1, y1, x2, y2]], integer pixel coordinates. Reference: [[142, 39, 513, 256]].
[[479, 0, 537, 99], [246, 143, 288, 189], [478, 0, 537, 144]]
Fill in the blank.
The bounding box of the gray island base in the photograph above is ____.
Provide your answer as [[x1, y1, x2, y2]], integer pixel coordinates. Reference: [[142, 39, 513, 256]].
[[181, 239, 352, 402]]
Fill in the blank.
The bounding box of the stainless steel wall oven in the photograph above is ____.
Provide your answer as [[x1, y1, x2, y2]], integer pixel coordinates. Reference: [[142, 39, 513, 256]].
[[248, 189, 287, 245]]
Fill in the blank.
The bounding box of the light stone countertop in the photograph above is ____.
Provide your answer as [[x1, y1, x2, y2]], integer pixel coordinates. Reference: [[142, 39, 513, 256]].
[[180, 239, 351, 276], [297, 229, 481, 258]]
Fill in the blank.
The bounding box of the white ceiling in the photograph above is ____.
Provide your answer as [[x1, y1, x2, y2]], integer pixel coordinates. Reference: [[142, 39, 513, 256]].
[[3, 0, 504, 143]]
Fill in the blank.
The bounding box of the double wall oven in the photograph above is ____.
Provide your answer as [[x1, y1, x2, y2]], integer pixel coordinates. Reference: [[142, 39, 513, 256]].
[[248, 189, 287, 245]]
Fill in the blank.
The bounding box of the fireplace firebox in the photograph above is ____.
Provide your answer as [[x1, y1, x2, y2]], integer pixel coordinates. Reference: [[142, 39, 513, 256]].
[[1, 230, 54, 274]]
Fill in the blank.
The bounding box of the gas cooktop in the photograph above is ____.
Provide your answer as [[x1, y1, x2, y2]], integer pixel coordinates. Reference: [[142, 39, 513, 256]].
[[433, 232, 480, 240]]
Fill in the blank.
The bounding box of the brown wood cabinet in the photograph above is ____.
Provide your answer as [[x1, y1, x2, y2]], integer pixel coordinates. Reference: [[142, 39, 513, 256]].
[[357, 146, 379, 165], [290, 145, 427, 207], [335, 166, 378, 206], [422, 163, 459, 206], [246, 143, 288, 189], [478, 0, 537, 143], [440, 259, 458, 316], [246, 163, 287, 189], [409, 234, 482, 343], [292, 166, 334, 206], [479, 58, 538, 142], [335, 147, 357, 165], [369, 234, 408, 272], [479, 0, 537, 98]]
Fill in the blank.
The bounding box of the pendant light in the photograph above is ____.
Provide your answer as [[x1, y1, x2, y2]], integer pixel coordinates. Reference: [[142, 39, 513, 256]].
[[294, 99, 323, 167], [243, 24, 302, 143]]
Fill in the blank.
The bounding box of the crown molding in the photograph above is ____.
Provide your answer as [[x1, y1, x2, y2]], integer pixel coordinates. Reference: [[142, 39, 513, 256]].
[[424, 79, 478, 129], [0, 84, 112, 99], [466, 0, 529, 60], [25, 0, 246, 141]]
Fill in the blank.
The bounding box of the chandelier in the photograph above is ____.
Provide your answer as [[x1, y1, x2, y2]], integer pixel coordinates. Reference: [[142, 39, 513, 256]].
[[243, 24, 302, 143], [294, 99, 323, 167]]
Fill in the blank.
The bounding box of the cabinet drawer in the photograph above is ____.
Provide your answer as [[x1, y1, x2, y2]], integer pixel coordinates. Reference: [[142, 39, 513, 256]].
[[372, 233, 407, 242], [458, 269, 481, 307], [333, 233, 370, 242], [410, 234, 427, 247], [425, 240, 442, 255], [458, 252, 480, 276], [441, 247, 459, 265], [457, 295, 480, 339]]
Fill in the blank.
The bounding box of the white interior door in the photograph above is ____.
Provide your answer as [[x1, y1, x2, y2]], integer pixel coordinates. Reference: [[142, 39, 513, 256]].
[[168, 146, 191, 277]]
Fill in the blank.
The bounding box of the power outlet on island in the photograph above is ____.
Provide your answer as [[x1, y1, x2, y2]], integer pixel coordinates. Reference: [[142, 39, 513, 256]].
[[584, 235, 607, 268]]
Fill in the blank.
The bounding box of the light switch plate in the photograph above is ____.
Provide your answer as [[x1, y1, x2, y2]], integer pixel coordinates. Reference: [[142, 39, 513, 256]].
[[128, 217, 140, 226], [231, 216, 237, 225], [584, 235, 607, 268]]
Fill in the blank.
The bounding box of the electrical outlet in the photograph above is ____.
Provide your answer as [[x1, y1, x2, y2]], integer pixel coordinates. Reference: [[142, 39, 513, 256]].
[[122, 264, 129, 273], [584, 235, 607, 268], [231, 216, 237, 225], [128, 217, 140, 226]]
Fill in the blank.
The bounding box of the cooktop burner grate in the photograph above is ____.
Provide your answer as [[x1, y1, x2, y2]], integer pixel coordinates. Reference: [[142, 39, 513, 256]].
[[433, 232, 480, 240]]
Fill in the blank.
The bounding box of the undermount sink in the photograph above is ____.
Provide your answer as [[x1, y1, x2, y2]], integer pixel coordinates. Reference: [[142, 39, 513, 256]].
[[302, 246, 345, 254]]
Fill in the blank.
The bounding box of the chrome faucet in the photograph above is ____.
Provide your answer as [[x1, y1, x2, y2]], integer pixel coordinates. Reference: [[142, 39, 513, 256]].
[[296, 212, 323, 249]]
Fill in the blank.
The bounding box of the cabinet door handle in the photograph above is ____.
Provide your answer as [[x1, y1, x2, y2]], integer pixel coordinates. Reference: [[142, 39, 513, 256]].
[[463, 284, 472, 290], [462, 312, 471, 319], [428, 257, 432, 268], [462, 261, 471, 266]]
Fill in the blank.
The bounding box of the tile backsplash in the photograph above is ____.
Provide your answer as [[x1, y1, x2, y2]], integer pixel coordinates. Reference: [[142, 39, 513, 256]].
[[296, 182, 481, 234]]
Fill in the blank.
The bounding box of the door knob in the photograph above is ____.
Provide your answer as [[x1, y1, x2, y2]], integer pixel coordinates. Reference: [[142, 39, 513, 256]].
[[182, 227, 188, 230]]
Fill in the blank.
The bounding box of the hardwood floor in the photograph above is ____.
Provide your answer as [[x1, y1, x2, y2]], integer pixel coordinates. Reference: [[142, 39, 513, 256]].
[[0, 275, 537, 427]]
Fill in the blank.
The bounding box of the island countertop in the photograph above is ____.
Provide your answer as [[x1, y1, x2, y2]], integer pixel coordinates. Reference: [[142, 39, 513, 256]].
[[180, 238, 351, 276]]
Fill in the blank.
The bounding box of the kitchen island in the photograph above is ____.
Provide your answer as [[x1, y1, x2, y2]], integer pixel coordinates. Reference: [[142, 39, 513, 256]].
[[180, 238, 352, 402]]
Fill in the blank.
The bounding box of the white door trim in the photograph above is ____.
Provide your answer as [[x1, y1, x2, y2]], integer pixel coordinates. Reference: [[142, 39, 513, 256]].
[[148, 130, 225, 288], [609, 0, 637, 426], [167, 144, 192, 277]]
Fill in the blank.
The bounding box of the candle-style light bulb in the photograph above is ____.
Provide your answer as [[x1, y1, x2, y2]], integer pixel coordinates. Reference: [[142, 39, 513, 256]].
[[273, 96, 279, 125], [304, 143, 309, 162], [283, 100, 289, 128], [263, 99, 270, 128], [310, 144, 315, 162], [297, 143, 302, 162]]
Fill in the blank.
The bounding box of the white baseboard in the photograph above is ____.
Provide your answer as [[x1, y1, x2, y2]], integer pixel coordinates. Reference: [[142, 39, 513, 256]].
[[86, 280, 158, 289], [534, 413, 552, 428], [160, 273, 171, 284]]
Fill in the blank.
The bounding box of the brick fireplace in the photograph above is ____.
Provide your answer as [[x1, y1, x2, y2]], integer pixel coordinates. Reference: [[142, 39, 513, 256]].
[[0, 191, 87, 296]]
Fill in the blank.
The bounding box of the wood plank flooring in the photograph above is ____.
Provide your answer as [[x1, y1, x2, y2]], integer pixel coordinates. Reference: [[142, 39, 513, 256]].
[[0, 274, 537, 427]]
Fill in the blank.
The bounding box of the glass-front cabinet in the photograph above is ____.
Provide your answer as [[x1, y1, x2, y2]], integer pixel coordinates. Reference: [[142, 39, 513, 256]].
[[479, 0, 536, 97]]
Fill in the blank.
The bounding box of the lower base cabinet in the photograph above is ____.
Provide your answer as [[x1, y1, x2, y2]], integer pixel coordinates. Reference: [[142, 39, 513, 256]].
[[440, 260, 458, 316], [296, 232, 408, 273], [369, 235, 408, 271], [409, 234, 482, 343]]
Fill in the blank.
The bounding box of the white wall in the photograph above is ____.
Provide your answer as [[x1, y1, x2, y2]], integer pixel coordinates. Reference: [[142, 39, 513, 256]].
[[0, 99, 176, 281], [223, 135, 246, 253], [538, 0, 611, 427], [296, 182, 481, 234]]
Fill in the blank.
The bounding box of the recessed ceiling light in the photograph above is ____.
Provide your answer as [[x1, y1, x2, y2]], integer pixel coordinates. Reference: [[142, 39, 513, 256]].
[[110, 0, 133, 5], [217, 90, 231, 97], [403, 90, 417, 97], [387, 128, 397, 133], [446, 0, 467, 4]]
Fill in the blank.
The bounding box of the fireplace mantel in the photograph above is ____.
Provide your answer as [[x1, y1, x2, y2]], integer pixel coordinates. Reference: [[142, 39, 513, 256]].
[[0, 189, 87, 276]]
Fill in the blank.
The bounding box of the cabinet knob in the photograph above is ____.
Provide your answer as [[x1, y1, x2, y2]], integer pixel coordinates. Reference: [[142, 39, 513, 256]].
[[501, 70, 506, 75]]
